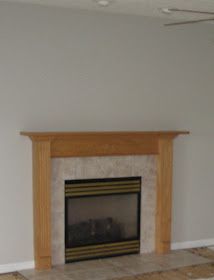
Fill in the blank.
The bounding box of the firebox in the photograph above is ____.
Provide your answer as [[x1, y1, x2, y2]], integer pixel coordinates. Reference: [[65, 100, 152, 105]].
[[65, 177, 141, 263]]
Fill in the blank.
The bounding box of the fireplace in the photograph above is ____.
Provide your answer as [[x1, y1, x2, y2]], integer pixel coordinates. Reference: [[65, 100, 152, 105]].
[[65, 177, 141, 262], [21, 131, 189, 269]]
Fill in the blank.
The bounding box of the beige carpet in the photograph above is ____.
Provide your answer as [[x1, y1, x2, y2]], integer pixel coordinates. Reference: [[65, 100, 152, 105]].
[[113, 263, 214, 279], [0, 273, 24, 280]]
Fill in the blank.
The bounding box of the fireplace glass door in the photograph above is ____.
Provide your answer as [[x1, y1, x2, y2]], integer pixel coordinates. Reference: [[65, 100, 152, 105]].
[[65, 177, 141, 262]]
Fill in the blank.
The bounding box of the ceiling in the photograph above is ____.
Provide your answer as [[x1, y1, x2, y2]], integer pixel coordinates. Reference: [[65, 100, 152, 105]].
[[1, 0, 214, 20]]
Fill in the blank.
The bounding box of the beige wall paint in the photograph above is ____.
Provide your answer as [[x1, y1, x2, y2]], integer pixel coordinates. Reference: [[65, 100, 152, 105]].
[[0, 2, 214, 265]]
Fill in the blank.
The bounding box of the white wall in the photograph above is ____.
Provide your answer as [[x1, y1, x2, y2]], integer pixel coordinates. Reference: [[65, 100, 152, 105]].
[[0, 1, 214, 266]]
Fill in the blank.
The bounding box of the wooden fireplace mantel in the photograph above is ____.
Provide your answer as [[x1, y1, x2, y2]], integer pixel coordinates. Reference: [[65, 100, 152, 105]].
[[21, 131, 189, 270]]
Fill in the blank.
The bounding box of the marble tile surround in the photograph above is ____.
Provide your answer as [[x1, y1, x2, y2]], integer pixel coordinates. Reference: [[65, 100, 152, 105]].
[[51, 156, 157, 265]]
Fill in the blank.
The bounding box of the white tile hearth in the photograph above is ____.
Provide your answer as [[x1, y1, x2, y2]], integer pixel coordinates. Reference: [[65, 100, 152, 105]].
[[20, 250, 211, 280]]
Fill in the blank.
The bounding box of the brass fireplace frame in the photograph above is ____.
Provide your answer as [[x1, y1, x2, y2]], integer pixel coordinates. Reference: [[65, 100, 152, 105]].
[[65, 177, 141, 262]]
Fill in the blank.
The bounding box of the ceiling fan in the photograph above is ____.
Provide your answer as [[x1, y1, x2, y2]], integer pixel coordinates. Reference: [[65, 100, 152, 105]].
[[163, 8, 214, 26]]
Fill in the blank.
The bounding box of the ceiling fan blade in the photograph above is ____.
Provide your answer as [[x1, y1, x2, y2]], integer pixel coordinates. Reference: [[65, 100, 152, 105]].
[[165, 18, 214, 26], [169, 8, 214, 15]]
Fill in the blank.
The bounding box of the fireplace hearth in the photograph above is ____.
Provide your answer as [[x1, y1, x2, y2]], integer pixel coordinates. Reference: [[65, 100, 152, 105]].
[[65, 177, 141, 262]]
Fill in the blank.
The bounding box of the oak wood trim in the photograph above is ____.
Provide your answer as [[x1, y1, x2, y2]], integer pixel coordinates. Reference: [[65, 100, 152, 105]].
[[156, 136, 173, 254], [33, 141, 52, 270], [21, 131, 189, 139], [21, 131, 189, 157], [51, 134, 158, 157]]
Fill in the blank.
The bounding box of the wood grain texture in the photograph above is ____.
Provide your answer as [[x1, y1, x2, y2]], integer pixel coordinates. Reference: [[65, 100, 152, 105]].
[[21, 131, 189, 157], [51, 134, 158, 157], [156, 136, 173, 254], [32, 141, 52, 270], [21, 131, 189, 139]]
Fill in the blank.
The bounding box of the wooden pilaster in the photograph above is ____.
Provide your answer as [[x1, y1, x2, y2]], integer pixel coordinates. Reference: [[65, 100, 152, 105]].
[[32, 140, 52, 270], [156, 136, 173, 254]]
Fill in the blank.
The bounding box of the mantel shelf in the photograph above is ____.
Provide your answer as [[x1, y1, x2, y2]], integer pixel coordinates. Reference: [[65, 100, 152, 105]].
[[21, 130, 189, 140]]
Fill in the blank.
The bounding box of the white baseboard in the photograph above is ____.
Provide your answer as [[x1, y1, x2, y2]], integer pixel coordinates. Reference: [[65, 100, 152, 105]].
[[171, 238, 214, 250], [0, 261, 34, 274]]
